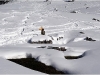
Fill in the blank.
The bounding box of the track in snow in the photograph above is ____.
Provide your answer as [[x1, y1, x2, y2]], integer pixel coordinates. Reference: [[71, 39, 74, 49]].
[[0, 1, 100, 46]]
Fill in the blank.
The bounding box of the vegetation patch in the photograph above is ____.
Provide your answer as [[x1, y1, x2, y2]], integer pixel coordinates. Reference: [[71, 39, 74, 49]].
[[8, 58, 65, 74]]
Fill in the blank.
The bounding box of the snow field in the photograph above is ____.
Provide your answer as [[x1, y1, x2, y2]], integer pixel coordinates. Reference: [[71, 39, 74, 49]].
[[0, 0, 100, 74]]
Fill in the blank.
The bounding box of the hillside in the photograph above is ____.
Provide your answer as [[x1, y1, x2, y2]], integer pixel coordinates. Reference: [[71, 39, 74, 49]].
[[0, 0, 100, 74]]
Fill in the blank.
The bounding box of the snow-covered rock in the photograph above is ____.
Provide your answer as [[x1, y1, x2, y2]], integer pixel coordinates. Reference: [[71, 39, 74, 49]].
[[52, 31, 81, 44], [31, 35, 52, 42]]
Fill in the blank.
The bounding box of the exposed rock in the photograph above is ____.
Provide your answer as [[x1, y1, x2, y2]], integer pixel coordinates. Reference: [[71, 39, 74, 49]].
[[0, 1, 9, 5], [26, 53, 32, 58], [65, 52, 85, 59], [47, 46, 66, 51], [86, 7, 89, 9], [64, 0, 75, 2], [37, 46, 46, 48], [84, 37, 96, 41], [92, 18, 100, 22], [9, 58, 65, 74], [70, 10, 78, 13], [28, 40, 52, 44], [57, 37, 63, 40], [79, 32, 85, 34]]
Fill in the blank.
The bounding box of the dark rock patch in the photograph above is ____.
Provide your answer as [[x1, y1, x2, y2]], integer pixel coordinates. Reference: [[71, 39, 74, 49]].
[[28, 39, 52, 44], [26, 53, 33, 58], [8, 58, 66, 74], [0, 1, 9, 5], [47, 46, 67, 51], [84, 37, 96, 41], [65, 52, 85, 59], [57, 37, 63, 40], [37, 46, 66, 51], [37, 46, 46, 48], [70, 10, 78, 13], [65, 0, 75, 2], [92, 18, 97, 21], [92, 18, 100, 22], [79, 32, 85, 34], [86, 7, 89, 9]]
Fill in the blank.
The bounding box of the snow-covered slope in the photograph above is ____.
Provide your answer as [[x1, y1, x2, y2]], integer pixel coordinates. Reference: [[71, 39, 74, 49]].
[[0, 0, 100, 74]]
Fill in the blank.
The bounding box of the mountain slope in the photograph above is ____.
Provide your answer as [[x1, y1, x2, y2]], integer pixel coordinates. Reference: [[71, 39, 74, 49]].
[[0, 0, 100, 74]]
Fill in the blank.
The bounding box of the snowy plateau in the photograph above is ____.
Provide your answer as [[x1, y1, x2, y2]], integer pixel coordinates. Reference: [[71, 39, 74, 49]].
[[0, 0, 100, 74]]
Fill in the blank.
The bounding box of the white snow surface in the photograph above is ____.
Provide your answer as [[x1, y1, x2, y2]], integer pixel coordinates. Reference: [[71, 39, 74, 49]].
[[0, 0, 100, 74]]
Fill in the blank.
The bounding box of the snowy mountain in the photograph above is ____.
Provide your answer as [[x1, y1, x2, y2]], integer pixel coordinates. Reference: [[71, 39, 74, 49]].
[[0, 0, 100, 74]]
